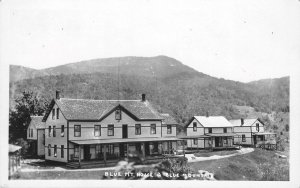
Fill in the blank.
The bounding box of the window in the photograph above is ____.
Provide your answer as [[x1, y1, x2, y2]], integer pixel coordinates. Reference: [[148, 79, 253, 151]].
[[48, 144, 51, 156], [48, 126, 51, 137], [193, 122, 197, 132], [108, 124, 114, 136], [31, 129, 33, 137], [54, 145, 57, 157], [61, 145, 64, 158], [74, 146, 79, 157], [52, 109, 55, 120], [53, 126, 56, 137], [94, 125, 101, 137], [194, 139, 198, 145], [115, 109, 121, 120], [167, 125, 172, 134], [43, 134, 45, 145], [150, 124, 156, 134], [223, 128, 227, 133], [74, 125, 81, 137], [135, 124, 141, 135], [256, 123, 260, 132], [61, 125, 64, 137], [208, 128, 212, 134], [242, 134, 246, 142], [56, 108, 59, 119], [224, 137, 228, 144], [95, 145, 103, 159]]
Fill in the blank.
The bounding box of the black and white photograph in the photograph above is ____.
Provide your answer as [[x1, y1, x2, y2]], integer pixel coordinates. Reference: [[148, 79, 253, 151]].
[[1, 0, 300, 187]]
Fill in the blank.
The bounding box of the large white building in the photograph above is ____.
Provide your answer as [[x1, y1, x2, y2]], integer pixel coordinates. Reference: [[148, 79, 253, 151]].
[[230, 118, 276, 148], [184, 115, 239, 150], [42, 91, 181, 167]]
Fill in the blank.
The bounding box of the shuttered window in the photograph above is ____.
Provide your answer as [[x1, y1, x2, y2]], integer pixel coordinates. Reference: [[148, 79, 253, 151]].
[[135, 124, 141, 135], [108, 125, 114, 136], [150, 124, 156, 134], [193, 122, 197, 132], [94, 125, 101, 137], [167, 125, 172, 134], [74, 125, 81, 137]]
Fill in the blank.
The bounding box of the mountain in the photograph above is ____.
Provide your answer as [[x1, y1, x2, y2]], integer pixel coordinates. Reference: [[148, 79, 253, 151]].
[[9, 65, 45, 82], [9, 56, 289, 128], [9, 56, 205, 82]]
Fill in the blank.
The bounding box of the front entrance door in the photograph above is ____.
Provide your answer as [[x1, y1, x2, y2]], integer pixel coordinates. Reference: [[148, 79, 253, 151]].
[[122, 124, 128, 138], [215, 137, 220, 147], [145, 142, 150, 156], [120, 144, 124, 157], [83, 145, 90, 160]]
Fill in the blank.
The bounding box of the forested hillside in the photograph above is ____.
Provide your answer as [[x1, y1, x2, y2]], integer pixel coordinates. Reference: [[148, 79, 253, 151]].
[[9, 56, 289, 129]]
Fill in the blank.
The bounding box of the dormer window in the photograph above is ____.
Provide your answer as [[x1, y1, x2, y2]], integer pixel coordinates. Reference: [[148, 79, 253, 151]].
[[256, 123, 260, 132], [115, 109, 121, 120], [193, 122, 197, 132], [52, 109, 55, 120], [56, 108, 59, 119]]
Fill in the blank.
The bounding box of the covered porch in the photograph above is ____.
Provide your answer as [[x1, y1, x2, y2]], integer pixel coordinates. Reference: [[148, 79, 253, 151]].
[[252, 132, 277, 150], [181, 133, 241, 151], [67, 137, 182, 168]]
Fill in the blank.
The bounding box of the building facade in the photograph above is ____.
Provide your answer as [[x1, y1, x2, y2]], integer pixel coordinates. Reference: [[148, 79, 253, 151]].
[[27, 116, 46, 156], [230, 118, 276, 148], [184, 116, 239, 150], [43, 92, 180, 164]]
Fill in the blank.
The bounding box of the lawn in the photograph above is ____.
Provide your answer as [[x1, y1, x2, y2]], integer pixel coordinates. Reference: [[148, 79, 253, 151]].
[[188, 149, 289, 181], [12, 149, 289, 180]]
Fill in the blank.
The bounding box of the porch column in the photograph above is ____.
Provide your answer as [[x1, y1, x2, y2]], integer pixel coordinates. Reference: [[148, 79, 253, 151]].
[[183, 140, 185, 158], [78, 145, 81, 167], [210, 137, 213, 151], [226, 137, 228, 150], [168, 141, 171, 154], [103, 144, 107, 166], [141, 142, 145, 159], [126, 143, 129, 158], [197, 138, 199, 151]]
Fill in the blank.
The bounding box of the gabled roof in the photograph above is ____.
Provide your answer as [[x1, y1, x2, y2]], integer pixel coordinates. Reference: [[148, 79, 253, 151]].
[[187, 116, 233, 128], [229, 118, 263, 127], [43, 98, 163, 121], [160, 113, 178, 124], [29, 116, 45, 129]]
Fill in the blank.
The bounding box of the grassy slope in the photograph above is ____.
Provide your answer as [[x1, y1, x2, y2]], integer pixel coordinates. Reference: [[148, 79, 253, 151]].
[[14, 149, 288, 180], [189, 149, 289, 181]]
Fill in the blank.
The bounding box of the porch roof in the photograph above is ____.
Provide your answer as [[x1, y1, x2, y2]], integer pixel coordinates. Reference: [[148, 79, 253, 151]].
[[253, 132, 276, 135], [179, 135, 211, 139], [70, 137, 183, 145], [205, 133, 238, 137]]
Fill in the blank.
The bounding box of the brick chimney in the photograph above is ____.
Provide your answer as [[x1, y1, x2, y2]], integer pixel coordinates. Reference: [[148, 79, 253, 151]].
[[141, 94, 146, 102], [56, 90, 60, 100], [206, 111, 209, 117], [241, 118, 244, 125]]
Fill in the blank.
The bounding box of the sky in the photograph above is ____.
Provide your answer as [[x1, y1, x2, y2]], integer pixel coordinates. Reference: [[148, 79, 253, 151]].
[[1, 0, 300, 82]]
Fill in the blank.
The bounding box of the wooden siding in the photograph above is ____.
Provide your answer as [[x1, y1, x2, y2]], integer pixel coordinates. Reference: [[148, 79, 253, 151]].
[[68, 108, 162, 141], [37, 129, 45, 156], [45, 103, 68, 162]]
